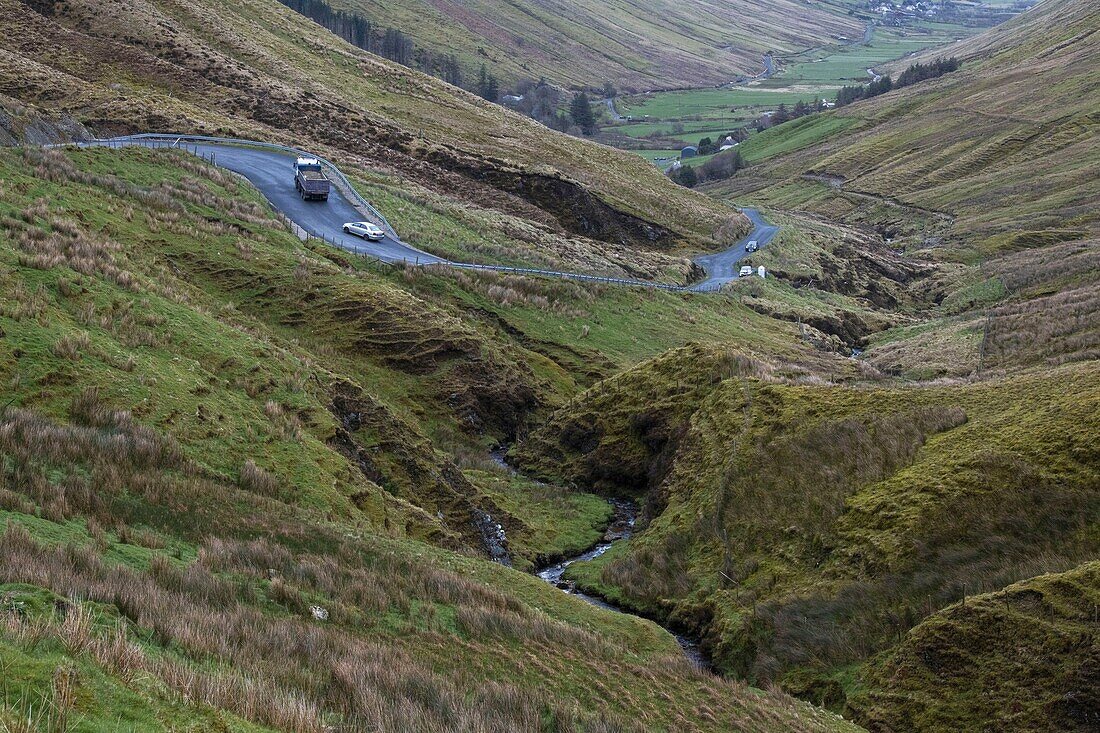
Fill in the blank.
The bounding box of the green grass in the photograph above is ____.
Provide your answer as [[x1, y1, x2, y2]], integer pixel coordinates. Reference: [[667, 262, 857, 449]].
[[384, 262, 839, 376], [0, 143, 866, 733], [633, 149, 683, 166], [620, 88, 833, 121], [599, 15, 989, 164], [516, 341, 1100, 717], [465, 468, 613, 571], [611, 119, 755, 145], [849, 561, 1100, 731], [737, 115, 862, 163], [0, 632, 277, 733], [773, 25, 966, 87]]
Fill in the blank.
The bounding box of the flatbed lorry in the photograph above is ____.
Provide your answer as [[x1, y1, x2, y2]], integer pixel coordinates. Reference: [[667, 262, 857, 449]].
[[294, 157, 330, 201]]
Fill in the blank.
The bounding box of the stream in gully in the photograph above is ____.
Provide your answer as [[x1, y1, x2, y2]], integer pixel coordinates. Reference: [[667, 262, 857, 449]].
[[488, 450, 708, 670]]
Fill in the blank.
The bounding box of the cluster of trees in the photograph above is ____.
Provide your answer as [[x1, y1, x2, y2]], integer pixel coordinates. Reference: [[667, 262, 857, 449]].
[[752, 100, 830, 131], [279, 0, 466, 91], [695, 129, 746, 155], [836, 75, 895, 106], [569, 92, 597, 135], [771, 100, 824, 125], [278, 0, 417, 66], [423, 52, 464, 87], [510, 84, 605, 136], [697, 136, 719, 155], [897, 57, 961, 86], [837, 57, 960, 107], [509, 79, 572, 131], [669, 148, 744, 188], [279, 0, 624, 138], [476, 65, 500, 102]]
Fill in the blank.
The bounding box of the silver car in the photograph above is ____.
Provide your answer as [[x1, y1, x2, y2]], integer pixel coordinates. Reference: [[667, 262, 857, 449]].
[[343, 221, 385, 241], [745, 240, 759, 252]]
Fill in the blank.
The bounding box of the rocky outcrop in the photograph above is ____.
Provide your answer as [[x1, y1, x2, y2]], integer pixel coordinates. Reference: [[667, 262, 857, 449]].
[[326, 382, 513, 563], [423, 145, 677, 248], [0, 96, 90, 146]]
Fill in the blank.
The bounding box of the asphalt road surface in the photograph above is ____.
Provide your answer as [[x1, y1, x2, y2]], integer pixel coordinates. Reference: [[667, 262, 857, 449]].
[[107, 138, 444, 265], [92, 136, 776, 291], [601, 97, 626, 122], [690, 208, 779, 290]]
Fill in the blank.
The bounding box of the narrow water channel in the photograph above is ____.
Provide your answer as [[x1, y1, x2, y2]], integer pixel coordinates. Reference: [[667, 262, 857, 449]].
[[489, 450, 709, 670]]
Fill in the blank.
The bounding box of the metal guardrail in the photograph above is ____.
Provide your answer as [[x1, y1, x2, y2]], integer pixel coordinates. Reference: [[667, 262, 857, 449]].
[[86, 134, 746, 294], [447, 262, 699, 291], [93, 134, 397, 239]]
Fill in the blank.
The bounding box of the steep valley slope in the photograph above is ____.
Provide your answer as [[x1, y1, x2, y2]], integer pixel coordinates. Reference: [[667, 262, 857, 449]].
[[0, 1, 880, 730], [2, 0, 750, 261], [0, 141, 867, 731], [710, 0, 1098, 381], [514, 0, 1100, 729], [714, 0, 1098, 256], [0, 0, 1097, 730], [324, 0, 863, 90]]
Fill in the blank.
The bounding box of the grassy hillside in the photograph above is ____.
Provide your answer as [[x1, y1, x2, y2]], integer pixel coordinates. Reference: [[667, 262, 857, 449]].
[[514, 343, 1100, 719], [0, 410, 860, 733], [0, 142, 863, 732], [850, 562, 1100, 731], [1, 0, 1096, 730], [702, 0, 1099, 380], [712, 0, 1099, 256], [327, 0, 863, 90], [2, 0, 750, 259]]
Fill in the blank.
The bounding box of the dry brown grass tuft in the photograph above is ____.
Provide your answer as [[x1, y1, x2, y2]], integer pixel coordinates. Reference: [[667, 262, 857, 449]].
[[50, 332, 90, 361], [238, 459, 281, 497], [0, 525, 651, 733]]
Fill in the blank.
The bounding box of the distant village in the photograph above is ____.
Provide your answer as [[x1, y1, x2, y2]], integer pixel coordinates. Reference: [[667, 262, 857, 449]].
[[864, 0, 1034, 26], [870, 0, 943, 21]]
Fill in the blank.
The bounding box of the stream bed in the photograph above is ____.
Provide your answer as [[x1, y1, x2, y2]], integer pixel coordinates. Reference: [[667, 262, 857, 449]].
[[536, 499, 709, 670], [489, 451, 708, 670]]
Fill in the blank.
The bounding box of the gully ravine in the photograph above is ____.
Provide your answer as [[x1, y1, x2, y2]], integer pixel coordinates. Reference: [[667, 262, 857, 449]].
[[488, 450, 709, 670]]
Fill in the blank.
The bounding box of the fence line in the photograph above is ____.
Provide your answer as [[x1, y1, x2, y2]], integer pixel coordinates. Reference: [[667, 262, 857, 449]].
[[83, 134, 740, 294], [91, 133, 397, 239]]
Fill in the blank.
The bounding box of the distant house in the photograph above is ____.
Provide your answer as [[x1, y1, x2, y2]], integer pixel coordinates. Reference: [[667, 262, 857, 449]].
[[501, 94, 524, 104], [719, 136, 738, 151], [680, 146, 698, 159], [821, 99, 836, 108]]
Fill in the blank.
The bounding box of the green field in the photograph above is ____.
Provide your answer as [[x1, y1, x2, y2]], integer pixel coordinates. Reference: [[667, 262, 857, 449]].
[[768, 25, 967, 87], [633, 149, 683, 165], [619, 88, 831, 121], [605, 18, 976, 151], [614, 118, 753, 140], [736, 115, 861, 163]]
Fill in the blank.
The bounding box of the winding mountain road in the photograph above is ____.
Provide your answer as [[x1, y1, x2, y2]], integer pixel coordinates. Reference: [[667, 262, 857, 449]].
[[90, 135, 775, 292], [601, 97, 626, 122], [691, 208, 779, 290]]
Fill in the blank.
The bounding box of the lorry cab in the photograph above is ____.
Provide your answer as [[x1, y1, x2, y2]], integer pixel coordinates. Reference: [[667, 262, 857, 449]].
[[295, 157, 323, 175], [294, 157, 331, 201]]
